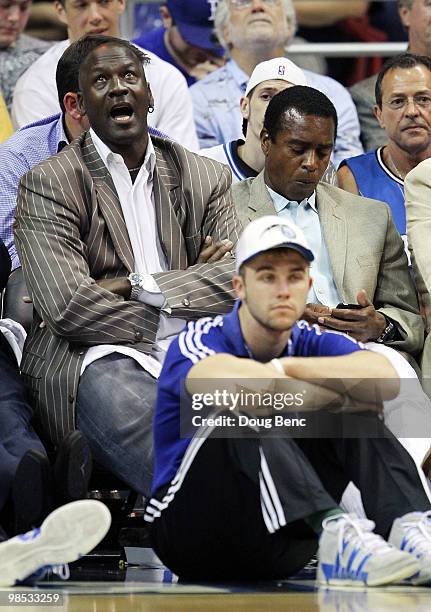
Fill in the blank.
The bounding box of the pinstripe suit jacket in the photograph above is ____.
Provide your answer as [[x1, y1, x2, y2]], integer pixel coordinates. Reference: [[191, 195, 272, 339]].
[[14, 132, 241, 444], [232, 171, 423, 357]]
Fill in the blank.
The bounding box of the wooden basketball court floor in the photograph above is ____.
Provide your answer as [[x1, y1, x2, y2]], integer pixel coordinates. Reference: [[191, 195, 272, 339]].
[[3, 550, 431, 611]]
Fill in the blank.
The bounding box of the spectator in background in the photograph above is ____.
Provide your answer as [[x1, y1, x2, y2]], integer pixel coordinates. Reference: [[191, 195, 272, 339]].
[[338, 53, 431, 252], [0, 0, 51, 110], [134, 0, 225, 87], [11, 0, 198, 150], [190, 0, 363, 167], [349, 1, 431, 151], [199, 55, 336, 185], [0, 93, 13, 143], [199, 57, 308, 181]]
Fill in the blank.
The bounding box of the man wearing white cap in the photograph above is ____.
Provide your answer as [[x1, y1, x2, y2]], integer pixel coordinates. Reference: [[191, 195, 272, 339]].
[[199, 57, 316, 183], [144, 216, 431, 586], [190, 0, 363, 166]]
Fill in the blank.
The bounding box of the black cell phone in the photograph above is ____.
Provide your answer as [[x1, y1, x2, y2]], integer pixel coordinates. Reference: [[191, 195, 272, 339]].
[[336, 303, 363, 309]]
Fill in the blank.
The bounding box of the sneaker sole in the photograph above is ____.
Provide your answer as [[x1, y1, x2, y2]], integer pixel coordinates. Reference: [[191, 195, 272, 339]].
[[318, 559, 420, 587], [0, 500, 111, 587]]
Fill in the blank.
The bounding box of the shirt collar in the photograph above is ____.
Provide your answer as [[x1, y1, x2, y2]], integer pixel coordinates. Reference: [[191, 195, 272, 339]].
[[89, 128, 156, 178], [267, 186, 317, 214], [227, 59, 249, 93], [56, 113, 69, 152]]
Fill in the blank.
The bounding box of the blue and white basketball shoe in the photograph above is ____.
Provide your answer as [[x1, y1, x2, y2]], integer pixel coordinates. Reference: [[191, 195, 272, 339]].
[[318, 514, 419, 586], [0, 500, 111, 587], [389, 510, 431, 585]]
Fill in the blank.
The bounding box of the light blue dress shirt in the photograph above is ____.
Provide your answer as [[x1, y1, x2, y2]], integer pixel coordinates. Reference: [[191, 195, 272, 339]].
[[190, 59, 363, 169], [267, 186, 342, 307]]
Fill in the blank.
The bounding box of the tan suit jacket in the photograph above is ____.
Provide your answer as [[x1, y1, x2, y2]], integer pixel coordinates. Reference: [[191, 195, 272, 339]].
[[232, 171, 423, 357], [14, 132, 241, 444], [405, 159, 431, 378]]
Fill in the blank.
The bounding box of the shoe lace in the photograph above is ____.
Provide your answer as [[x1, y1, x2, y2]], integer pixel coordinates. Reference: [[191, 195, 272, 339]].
[[401, 511, 431, 557], [323, 514, 394, 557]]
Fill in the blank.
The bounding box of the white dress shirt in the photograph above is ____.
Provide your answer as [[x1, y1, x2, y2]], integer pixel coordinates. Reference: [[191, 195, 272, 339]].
[[80, 130, 185, 377], [11, 39, 198, 151]]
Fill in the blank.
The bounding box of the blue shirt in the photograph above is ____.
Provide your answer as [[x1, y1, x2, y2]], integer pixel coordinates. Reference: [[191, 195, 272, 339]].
[[0, 114, 169, 271], [340, 148, 405, 237], [152, 301, 365, 494], [0, 113, 66, 271], [190, 59, 363, 168], [134, 27, 197, 87], [268, 188, 342, 308]]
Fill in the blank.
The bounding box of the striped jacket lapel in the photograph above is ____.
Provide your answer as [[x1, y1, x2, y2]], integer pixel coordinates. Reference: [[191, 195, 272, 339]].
[[153, 144, 184, 269], [82, 133, 135, 272]]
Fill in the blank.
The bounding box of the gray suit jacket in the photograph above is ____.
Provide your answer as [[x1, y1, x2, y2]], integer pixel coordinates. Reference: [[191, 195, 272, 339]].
[[350, 74, 388, 152], [15, 132, 242, 444], [232, 171, 423, 356], [405, 159, 431, 378]]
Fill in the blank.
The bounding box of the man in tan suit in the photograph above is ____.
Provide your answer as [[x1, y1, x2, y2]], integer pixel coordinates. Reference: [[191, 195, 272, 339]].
[[405, 158, 431, 383], [232, 85, 423, 357], [14, 36, 241, 496]]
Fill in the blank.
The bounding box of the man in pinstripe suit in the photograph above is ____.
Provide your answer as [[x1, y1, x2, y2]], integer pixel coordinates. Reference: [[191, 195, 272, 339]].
[[14, 35, 241, 496]]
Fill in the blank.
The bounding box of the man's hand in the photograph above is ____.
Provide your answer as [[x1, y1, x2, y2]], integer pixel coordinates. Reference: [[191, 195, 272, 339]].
[[316, 290, 387, 342], [302, 303, 333, 328], [197, 236, 233, 264], [96, 277, 131, 299]]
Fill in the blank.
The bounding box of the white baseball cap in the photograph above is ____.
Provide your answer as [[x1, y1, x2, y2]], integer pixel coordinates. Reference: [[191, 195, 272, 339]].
[[244, 57, 308, 98], [235, 216, 314, 272]]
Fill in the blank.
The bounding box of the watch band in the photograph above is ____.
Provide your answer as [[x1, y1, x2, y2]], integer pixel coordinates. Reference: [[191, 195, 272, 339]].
[[130, 283, 142, 301], [376, 318, 396, 344], [128, 272, 145, 301]]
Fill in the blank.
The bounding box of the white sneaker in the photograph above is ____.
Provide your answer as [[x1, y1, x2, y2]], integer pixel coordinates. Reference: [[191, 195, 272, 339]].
[[317, 514, 419, 586], [389, 510, 431, 585], [0, 500, 111, 587]]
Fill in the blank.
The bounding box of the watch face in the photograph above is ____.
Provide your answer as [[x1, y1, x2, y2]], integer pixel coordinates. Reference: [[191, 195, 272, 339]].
[[129, 273, 141, 285]]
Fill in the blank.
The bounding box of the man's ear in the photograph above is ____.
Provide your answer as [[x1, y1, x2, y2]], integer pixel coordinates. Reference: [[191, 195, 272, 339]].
[[240, 96, 250, 120], [147, 83, 155, 109], [260, 128, 271, 156], [399, 5, 411, 30], [75, 91, 86, 116], [54, 0, 68, 27], [159, 5, 173, 28], [116, 0, 126, 17], [232, 274, 245, 301], [374, 104, 385, 129], [63, 92, 82, 120]]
